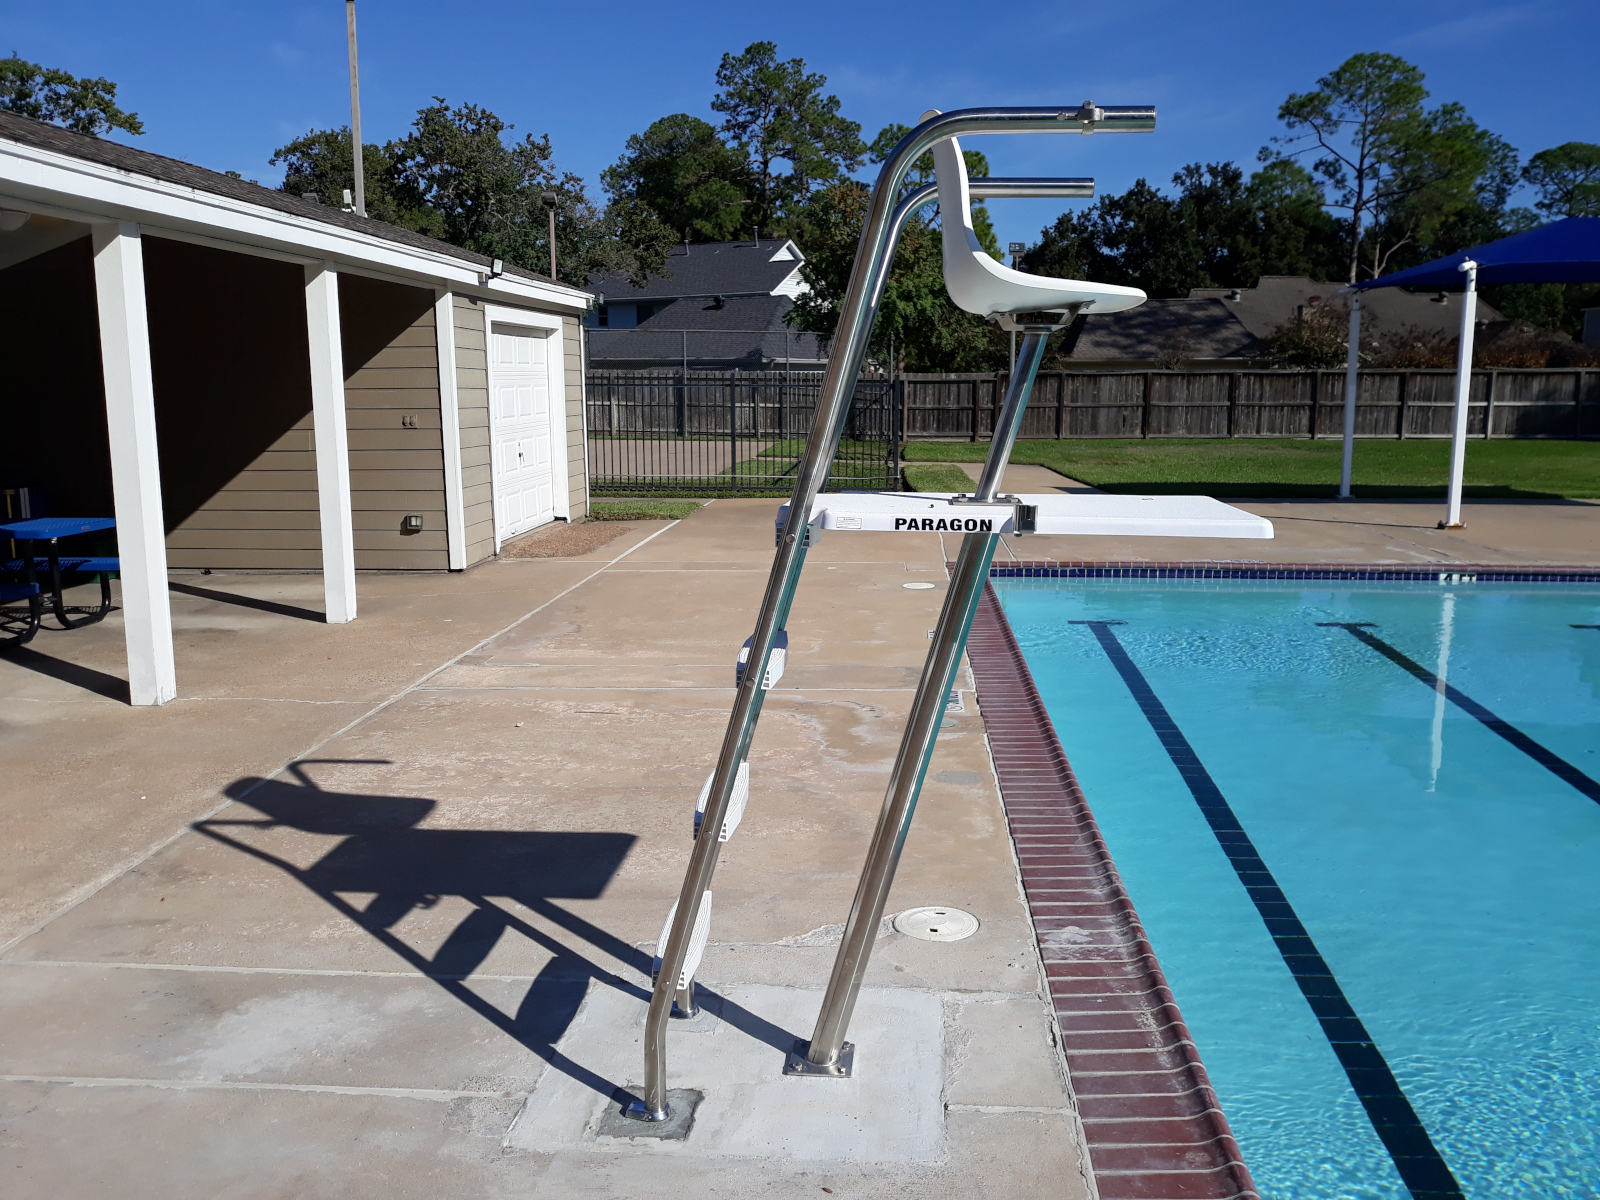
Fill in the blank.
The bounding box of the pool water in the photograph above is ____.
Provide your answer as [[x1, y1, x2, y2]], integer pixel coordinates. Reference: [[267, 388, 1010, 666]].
[[994, 579, 1600, 1200]]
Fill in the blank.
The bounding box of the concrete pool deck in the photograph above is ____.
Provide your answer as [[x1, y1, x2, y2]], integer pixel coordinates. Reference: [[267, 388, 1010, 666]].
[[2, 483, 1596, 1198]]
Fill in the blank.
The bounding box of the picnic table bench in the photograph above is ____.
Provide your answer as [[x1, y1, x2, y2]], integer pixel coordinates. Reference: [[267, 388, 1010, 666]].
[[0, 517, 118, 648]]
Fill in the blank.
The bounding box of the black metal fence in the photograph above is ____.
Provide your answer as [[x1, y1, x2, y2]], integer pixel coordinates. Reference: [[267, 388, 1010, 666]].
[[903, 368, 1600, 440], [586, 369, 901, 495]]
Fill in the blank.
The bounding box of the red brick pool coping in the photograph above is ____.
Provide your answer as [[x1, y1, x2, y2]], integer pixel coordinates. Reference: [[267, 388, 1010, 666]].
[[966, 585, 1260, 1200]]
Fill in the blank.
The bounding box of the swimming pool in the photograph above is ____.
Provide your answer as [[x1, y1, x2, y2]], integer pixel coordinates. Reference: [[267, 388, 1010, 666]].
[[993, 576, 1600, 1200]]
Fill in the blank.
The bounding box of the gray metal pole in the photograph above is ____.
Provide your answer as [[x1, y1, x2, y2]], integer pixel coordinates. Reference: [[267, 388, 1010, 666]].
[[1339, 296, 1360, 498], [796, 330, 1050, 1073], [345, 1, 365, 218], [625, 106, 1154, 1123], [1441, 261, 1479, 529]]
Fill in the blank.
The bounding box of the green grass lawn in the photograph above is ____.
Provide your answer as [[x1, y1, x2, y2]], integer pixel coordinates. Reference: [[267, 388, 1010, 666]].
[[588, 499, 707, 521], [903, 463, 976, 492], [901, 438, 1600, 499]]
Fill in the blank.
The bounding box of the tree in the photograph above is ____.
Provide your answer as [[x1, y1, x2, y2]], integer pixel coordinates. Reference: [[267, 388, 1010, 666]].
[[389, 99, 670, 285], [866, 122, 1001, 259], [601, 114, 751, 242], [711, 41, 865, 232], [0, 54, 142, 136], [274, 101, 671, 286], [787, 181, 1003, 372], [1522, 142, 1600, 218], [269, 128, 437, 232], [1264, 52, 1517, 282], [1020, 162, 1340, 298]]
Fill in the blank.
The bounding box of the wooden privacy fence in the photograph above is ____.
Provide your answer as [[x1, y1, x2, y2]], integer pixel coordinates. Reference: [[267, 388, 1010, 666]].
[[900, 369, 1600, 440]]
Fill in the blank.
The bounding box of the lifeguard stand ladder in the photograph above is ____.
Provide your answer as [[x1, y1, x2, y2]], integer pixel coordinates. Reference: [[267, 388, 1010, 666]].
[[626, 104, 1273, 1123]]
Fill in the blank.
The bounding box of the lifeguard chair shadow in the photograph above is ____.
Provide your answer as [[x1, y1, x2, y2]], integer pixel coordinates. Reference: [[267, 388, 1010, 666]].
[[625, 104, 1273, 1124]]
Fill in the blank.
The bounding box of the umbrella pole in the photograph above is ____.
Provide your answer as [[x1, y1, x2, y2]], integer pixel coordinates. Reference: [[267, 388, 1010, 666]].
[[1339, 296, 1361, 499], [1440, 260, 1478, 529]]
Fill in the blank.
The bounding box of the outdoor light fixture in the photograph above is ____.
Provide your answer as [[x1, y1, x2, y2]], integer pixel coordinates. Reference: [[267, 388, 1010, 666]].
[[489, 258, 504, 278], [0, 210, 29, 232], [402, 514, 424, 533]]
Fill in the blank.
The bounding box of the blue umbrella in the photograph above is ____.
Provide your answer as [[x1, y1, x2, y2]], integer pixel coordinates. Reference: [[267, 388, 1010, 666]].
[[1335, 218, 1600, 527], [1352, 217, 1600, 290]]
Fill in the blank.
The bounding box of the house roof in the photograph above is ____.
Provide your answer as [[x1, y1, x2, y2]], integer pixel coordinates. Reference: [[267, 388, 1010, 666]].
[[586, 293, 824, 364], [1067, 298, 1257, 362], [590, 239, 806, 302], [1188, 275, 1502, 340], [0, 110, 563, 290]]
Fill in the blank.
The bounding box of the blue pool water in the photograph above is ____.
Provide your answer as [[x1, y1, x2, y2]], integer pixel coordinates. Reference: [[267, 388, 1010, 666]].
[[994, 578, 1600, 1200]]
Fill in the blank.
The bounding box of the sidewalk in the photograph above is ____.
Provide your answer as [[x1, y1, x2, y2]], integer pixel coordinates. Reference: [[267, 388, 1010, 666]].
[[3, 492, 1595, 1197], [0, 506, 1089, 1199]]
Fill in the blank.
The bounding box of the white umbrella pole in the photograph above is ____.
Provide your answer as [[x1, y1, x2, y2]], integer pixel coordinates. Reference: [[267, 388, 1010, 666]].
[[1339, 296, 1361, 499], [1440, 260, 1479, 529]]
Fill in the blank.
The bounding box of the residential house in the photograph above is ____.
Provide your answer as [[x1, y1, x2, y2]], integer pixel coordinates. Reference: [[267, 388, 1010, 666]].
[[586, 238, 825, 369]]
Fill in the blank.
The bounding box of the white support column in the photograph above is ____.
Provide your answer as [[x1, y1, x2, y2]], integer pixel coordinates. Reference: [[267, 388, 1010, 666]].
[[434, 289, 467, 569], [305, 263, 357, 622], [92, 222, 176, 706], [1441, 261, 1479, 530], [1339, 295, 1361, 499]]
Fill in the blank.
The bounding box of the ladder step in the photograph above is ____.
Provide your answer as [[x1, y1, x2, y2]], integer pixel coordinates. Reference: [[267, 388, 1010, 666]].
[[652, 891, 713, 992], [695, 761, 750, 842]]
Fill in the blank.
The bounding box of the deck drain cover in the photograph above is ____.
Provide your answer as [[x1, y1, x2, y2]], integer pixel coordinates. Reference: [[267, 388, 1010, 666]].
[[894, 906, 979, 942], [902, 581, 937, 589]]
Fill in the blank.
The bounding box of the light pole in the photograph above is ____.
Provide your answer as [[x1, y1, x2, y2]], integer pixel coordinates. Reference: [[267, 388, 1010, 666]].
[[345, 1, 365, 217], [541, 191, 558, 282]]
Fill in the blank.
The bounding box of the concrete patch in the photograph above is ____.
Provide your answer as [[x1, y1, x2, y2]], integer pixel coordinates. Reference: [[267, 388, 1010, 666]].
[[506, 982, 944, 1162]]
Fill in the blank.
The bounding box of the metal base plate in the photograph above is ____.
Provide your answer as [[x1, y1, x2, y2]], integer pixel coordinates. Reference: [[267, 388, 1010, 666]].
[[783, 1039, 855, 1078], [599, 1088, 702, 1139]]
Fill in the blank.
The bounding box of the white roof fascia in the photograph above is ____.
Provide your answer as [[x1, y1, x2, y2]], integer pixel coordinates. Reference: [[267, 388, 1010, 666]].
[[0, 137, 591, 311], [771, 265, 810, 299]]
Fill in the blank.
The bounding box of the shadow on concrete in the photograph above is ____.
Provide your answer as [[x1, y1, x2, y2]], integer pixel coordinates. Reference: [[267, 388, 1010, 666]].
[[169, 581, 325, 623], [194, 760, 799, 1100], [0, 644, 129, 702]]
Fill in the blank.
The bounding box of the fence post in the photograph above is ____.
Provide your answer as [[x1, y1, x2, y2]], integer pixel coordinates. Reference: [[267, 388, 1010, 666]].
[[730, 368, 738, 483], [1484, 371, 1497, 439], [1397, 372, 1409, 439], [970, 378, 980, 442], [1309, 372, 1318, 440], [1227, 372, 1237, 438], [1054, 372, 1064, 439], [1142, 372, 1153, 438]]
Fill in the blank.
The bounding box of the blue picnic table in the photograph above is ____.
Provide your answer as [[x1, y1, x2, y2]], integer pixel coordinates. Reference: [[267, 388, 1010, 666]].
[[0, 517, 118, 648]]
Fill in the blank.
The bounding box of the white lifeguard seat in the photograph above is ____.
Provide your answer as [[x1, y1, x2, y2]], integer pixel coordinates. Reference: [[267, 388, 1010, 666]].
[[925, 109, 1147, 318]]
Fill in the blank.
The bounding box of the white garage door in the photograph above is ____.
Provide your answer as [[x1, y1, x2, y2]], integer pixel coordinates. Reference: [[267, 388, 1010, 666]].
[[490, 323, 556, 541]]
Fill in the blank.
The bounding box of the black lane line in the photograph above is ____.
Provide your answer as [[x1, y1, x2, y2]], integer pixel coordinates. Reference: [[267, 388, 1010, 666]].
[[1071, 620, 1465, 1200], [1322, 622, 1600, 807]]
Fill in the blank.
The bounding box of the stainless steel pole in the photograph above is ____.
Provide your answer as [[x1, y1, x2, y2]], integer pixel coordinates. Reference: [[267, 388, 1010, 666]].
[[797, 329, 1050, 1072], [1339, 295, 1360, 498], [345, 1, 365, 218], [626, 106, 1153, 1123]]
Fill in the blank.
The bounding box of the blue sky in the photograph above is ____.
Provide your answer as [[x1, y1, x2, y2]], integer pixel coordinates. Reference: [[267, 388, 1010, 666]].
[[6, 1, 1598, 252]]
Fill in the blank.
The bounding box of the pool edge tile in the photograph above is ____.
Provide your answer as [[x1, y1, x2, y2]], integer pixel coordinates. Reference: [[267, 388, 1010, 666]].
[[966, 584, 1262, 1200]]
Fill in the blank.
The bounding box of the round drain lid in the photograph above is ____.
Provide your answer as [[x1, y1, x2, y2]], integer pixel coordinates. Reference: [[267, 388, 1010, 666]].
[[902, 581, 937, 590], [894, 906, 979, 942]]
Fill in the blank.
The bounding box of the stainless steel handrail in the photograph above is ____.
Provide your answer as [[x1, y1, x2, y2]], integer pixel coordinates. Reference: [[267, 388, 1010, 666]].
[[626, 105, 1154, 1123], [969, 177, 1094, 199], [795, 330, 1052, 1073]]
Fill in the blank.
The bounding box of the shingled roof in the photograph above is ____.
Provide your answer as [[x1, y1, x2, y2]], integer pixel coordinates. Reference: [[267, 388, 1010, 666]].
[[589, 239, 806, 301], [0, 111, 561, 288], [586, 293, 823, 367], [1066, 297, 1258, 363], [1188, 275, 1502, 339]]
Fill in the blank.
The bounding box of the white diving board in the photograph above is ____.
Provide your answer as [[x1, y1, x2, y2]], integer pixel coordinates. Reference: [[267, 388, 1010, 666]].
[[780, 492, 1273, 540]]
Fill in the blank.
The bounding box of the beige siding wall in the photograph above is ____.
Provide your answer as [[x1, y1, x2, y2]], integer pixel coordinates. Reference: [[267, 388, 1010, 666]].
[[164, 266, 447, 572], [562, 313, 589, 521], [165, 420, 320, 570], [345, 300, 449, 571], [452, 295, 589, 569], [452, 294, 495, 566]]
